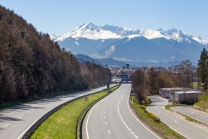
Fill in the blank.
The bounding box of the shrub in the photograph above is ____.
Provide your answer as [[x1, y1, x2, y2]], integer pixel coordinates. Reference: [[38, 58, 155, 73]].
[[147, 112, 160, 122], [145, 96, 149, 103], [140, 105, 146, 109]]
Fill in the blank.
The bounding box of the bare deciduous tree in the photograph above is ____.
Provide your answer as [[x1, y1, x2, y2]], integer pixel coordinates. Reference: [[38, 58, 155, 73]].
[[132, 68, 149, 104], [0, 5, 111, 103], [178, 59, 192, 88]]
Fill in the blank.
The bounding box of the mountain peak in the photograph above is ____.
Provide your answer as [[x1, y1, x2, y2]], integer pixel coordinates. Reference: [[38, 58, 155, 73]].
[[170, 28, 179, 33], [78, 22, 98, 30], [157, 28, 163, 32], [52, 23, 208, 45]]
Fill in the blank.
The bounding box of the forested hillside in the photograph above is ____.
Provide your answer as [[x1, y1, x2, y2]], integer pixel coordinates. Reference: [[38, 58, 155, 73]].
[[0, 5, 111, 103]]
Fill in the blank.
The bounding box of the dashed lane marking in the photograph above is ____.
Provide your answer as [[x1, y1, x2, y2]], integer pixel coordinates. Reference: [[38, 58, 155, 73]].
[[0, 110, 18, 118], [4, 124, 10, 128], [135, 135, 139, 138]]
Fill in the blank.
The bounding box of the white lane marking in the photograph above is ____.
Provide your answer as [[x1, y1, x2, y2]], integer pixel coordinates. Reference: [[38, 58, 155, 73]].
[[104, 112, 105, 114], [18, 116, 22, 119], [4, 124, 10, 128], [174, 120, 177, 123], [108, 130, 111, 134], [29, 111, 33, 114], [158, 111, 161, 113], [127, 91, 161, 139], [17, 119, 38, 139], [159, 98, 191, 138], [105, 122, 107, 125], [0, 110, 18, 118], [86, 93, 109, 139], [135, 135, 139, 138], [104, 116, 106, 118], [118, 85, 141, 138]]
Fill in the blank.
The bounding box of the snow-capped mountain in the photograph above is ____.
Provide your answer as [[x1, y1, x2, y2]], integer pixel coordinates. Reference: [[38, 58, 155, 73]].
[[52, 22, 208, 44], [51, 23, 208, 67]]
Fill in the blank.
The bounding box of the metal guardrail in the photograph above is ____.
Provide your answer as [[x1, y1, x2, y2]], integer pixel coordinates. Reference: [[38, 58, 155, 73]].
[[21, 96, 80, 139], [76, 92, 111, 139], [21, 89, 109, 139]]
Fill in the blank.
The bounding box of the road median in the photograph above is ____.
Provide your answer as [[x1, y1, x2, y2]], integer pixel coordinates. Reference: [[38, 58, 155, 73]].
[[130, 96, 185, 139], [28, 86, 118, 139]]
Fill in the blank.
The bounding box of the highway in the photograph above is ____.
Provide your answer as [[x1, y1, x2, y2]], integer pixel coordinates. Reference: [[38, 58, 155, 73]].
[[171, 106, 208, 125], [0, 85, 113, 139], [147, 96, 208, 139], [82, 84, 160, 139]]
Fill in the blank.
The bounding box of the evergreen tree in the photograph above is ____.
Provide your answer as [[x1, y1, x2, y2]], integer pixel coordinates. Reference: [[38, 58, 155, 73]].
[[197, 48, 208, 90]]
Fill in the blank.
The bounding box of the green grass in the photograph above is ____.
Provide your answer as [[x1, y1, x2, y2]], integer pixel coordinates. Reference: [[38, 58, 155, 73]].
[[166, 104, 201, 125], [130, 96, 139, 103], [194, 100, 208, 110], [185, 115, 198, 123], [165, 104, 184, 110], [30, 86, 118, 139], [131, 103, 185, 139]]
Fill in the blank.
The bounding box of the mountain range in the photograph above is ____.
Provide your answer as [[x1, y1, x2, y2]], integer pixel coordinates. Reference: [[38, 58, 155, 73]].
[[51, 23, 208, 67]]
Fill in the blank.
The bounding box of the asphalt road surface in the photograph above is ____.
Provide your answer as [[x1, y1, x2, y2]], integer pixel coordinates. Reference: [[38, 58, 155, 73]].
[[82, 84, 160, 139], [0, 85, 113, 139], [111, 77, 121, 83], [172, 106, 208, 125], [147, 96, 208, 139]]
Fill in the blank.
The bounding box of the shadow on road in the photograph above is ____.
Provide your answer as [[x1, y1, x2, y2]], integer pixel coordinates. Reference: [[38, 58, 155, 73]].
[[0, 116, 22, 122]]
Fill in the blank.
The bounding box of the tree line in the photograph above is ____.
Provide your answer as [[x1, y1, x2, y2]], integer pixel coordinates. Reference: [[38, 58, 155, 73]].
[[132, 59, 194, 104], [0, 5, 111, 103], [132, 46, 208, 104]]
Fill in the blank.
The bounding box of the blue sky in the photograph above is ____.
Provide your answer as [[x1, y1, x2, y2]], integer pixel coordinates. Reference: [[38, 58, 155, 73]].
[[1, 0, 208, 40]]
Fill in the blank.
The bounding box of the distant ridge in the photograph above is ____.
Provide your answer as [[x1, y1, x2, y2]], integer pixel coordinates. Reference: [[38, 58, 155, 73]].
[[51, 23, 208, 67], [75, 54, 103, 66], [52, 22, 208, 44]]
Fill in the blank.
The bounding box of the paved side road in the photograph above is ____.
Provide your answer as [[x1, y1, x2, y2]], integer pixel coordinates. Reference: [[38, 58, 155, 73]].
[[0, 85, 115, 139], [147, 96, 208, 139], [171, 106, 208, 125]]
